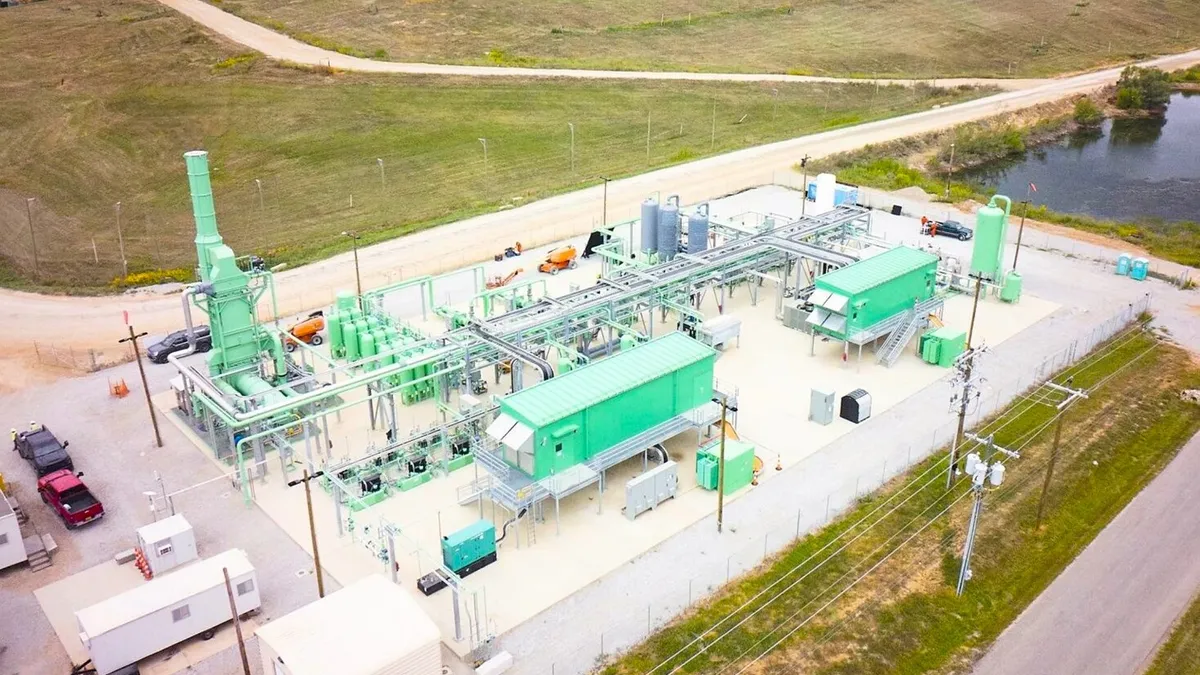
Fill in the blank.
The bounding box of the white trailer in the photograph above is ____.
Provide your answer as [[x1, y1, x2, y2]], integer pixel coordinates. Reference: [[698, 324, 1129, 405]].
[[0, 490, 26, 570], [76, 549, 259, 675], [257, 574, 442, 675], [136, 513, 198, 576]]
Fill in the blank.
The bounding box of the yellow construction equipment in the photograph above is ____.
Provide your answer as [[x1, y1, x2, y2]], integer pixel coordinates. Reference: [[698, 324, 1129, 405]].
[[538, 246, 578, 275]]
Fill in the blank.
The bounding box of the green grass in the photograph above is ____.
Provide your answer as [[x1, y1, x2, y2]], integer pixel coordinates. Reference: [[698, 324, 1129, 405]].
[[602, 329, 1200, 674], [200, 0, 1200, 77], [1145, 591, 1200, 675], [0, 0, 981, 291]]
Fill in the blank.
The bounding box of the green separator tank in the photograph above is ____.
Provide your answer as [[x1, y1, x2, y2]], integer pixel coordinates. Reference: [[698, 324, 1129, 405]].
[[1000, 271, 1023, 303], [359, 332, 377, 369], [343, 321, 359, 360], [336, 290, 356, 313], [327, 311, 343, 355], [970, 195, 1011, 282]]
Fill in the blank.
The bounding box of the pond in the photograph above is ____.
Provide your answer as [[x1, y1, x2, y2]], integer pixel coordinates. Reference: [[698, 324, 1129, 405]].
[[962, 92, 1200, 223]]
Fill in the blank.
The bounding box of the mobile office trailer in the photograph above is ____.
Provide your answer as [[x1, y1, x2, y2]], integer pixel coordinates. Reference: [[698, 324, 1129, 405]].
[[0, 490, 25, 570], [76, 549, 259, 675]]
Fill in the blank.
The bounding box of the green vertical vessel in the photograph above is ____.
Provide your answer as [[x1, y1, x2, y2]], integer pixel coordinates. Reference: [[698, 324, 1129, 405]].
[[970, 195, 1012, 282]]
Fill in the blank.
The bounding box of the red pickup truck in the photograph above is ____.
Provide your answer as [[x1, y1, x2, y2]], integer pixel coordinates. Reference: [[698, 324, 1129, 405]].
[[37, 470, 104, 529]]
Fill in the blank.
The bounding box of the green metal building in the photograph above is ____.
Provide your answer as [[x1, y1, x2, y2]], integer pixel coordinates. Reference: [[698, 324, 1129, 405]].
[[807, 246, 939, 341], [489, 332, 715, 480]]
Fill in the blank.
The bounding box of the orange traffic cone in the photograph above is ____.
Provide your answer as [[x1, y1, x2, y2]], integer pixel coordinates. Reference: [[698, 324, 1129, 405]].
[[110, 379, 129, 398]]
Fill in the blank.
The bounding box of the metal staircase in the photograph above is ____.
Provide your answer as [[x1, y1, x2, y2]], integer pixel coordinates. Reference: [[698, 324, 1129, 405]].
[[876, 308, 922, 367]]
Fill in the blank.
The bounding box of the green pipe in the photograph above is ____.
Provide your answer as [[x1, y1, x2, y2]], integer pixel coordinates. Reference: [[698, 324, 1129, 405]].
[[989, 194, 1013, 216], [660, 297, 705, 321]]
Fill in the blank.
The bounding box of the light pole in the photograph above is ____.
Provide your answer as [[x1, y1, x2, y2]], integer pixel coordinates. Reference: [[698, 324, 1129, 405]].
[[377, 158, 385, 191], [600, 176, 611, 227], [25, 197, 39, 279], [1012, 182, 1034, 271], [568, 123, 576, 175], [944, 142, 956, 199], [115, 201, 128, 280], [288, 469, 327, 597], [341, 231, 362, 308], [799, 155, 811, 217]]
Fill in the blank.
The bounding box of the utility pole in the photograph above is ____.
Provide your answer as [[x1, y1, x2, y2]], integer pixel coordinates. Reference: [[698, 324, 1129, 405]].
[[119, 324, 163, 448], [1012, 182, 1034, 271], [288, 469, 327, 597], [341, 231, 363, 309], [25, 197, 40, 279], [717, 395, 728, 533], [568, 123, 576, 175], [799, 155, 811, 217], [944, 142, 956, 199], [1035, 377, 1086, 529], [222, 567, 252, 675], [956, 434, 1014, 596], [947, 274, 986, 488], [115, 202, 128, 280]]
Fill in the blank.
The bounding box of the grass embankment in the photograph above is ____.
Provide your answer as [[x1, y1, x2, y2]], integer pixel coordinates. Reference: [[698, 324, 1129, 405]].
[[603, 326, 1200, 674], [1145, 591, 1200, 675], [808, 106, 1200, 267], [202, 0, 1200, 77], [0, 0, 980, 292]]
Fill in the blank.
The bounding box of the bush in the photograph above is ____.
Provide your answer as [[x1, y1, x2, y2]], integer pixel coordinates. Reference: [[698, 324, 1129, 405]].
[[1116, 66, 1171, 110], [1073, 98, 1103, 126], [110, 268, 195, 288]]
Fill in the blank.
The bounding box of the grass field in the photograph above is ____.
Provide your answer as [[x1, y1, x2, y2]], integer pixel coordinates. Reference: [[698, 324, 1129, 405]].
[[1146, 590, 1200, 675], [0, 0, 981, 291], [601, 325, 1200, 674], [207, 0, 1200, 77]]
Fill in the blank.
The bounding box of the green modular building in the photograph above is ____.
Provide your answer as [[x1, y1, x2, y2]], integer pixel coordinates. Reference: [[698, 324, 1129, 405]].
[[806, 246, 939, 341], [489, 332, 716, 480]]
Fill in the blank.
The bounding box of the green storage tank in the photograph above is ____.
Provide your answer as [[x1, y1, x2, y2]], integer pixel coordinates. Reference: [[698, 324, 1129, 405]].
[[807, 246, 939, 341], [359, 332, 376, 368], [1000, 271, 1023, 303], [494, 332, 715, 480], [343, 321, 359, 360], [441, 519, 497, 576], [970, 195, 1012, 282], [335, 290, 356, 313], [327, 310, 343, 355], [696, 439, 756, 494]]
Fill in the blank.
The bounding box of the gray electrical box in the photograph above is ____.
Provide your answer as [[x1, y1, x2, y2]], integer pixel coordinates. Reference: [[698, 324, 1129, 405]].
[[810, 388, 836, 425], [782, 299, 812, 332], [625, 460, 678, 521]]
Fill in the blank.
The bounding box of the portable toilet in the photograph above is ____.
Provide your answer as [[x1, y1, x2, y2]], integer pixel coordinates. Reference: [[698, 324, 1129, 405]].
[[1115, 253, 1133, 276], [1130, 257, 1149, 281]]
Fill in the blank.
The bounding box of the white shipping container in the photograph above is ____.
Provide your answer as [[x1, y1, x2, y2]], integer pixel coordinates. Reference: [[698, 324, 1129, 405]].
[[76, 549, 260, 675], [0, 491, 26, 570], [258, 574, 442, 675]]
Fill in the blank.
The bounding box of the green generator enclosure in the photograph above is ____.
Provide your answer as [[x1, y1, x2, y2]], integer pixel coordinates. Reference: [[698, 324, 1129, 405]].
[[441, 520, 497, 574], [696, 439, 756, 494], [492, 332, 716, 480], [807, 247, 939, 340], [920, 327, 967, 367]]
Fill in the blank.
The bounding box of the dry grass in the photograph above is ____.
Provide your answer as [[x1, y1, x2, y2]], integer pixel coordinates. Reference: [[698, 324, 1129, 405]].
[[207, 0, 1200, 77], [0, 0, 980, 290]]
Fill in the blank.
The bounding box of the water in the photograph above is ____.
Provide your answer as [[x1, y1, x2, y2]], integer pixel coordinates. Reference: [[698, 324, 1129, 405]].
[[963, 92, 1200, 223]]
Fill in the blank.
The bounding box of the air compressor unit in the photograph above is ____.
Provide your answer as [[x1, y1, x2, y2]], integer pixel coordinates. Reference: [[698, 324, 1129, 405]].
[[417, 520, 497, 596]]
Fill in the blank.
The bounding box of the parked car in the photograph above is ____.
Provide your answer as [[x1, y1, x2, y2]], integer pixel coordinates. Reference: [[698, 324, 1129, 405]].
[[38, 469, 104, 528], [922, 218, 974, 241], [13, 425, 74, 477], [147, 325, 212, 364]]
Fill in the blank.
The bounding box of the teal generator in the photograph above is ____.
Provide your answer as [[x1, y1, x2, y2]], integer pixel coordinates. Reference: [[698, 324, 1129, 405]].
[[418, 519, 497, 596]]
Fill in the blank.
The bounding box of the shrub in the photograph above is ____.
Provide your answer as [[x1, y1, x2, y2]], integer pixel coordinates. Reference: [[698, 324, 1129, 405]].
[[110, 268, 195, 288], [1116, 66, 1171, 110], [1073, 98, 1103, 126], [1116, 87, 1143, 110]]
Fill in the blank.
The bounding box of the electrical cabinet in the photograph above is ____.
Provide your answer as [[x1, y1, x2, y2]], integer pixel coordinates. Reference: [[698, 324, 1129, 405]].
[[809, 388, 836, 425], [624, 461, 678, 521]]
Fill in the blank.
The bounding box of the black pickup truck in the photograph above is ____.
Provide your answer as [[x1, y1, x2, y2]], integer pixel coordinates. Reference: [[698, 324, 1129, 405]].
[[13, 426, 74, 477]]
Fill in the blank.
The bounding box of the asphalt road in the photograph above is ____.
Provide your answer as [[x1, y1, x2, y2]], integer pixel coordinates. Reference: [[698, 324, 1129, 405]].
[[157, 0, 1046, 88], [973, 430, 1200, 675]]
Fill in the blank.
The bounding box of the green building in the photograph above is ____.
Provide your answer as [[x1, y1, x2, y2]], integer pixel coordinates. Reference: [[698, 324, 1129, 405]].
[[696, 439, 757, 495], [489, 332, 716, 480], [807, 246, 939, 341]]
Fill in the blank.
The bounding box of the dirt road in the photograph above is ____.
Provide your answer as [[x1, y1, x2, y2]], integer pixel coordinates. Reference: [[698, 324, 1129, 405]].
[[972, 430, 1200, 675], [158, 0, 1048, 88], [3, 49, 1199, 378]]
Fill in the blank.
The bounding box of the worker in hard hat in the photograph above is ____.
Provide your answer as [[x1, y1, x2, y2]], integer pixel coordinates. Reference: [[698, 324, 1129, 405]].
[[29, 421, 41, 433], [10, 428, 16, 451]]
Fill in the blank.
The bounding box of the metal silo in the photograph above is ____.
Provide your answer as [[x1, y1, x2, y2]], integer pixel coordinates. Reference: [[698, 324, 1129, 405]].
[[969, 195, 1011, 282], [658, 195, 680, 261], [687, 203, 710, 253], [640, 198, 659, 255]]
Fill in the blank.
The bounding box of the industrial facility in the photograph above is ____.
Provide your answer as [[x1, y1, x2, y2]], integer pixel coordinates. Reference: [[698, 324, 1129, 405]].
[[117, 148, 1056, 669]]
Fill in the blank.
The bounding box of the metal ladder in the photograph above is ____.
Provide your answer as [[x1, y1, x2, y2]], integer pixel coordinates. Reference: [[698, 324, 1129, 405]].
[[877, 308, 923, 367]]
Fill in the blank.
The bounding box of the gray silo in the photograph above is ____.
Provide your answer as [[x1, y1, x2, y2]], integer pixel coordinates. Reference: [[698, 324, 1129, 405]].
[[640, 198, 659, 255], [687, 203, 710, 253], [657, 195, 680, 261]]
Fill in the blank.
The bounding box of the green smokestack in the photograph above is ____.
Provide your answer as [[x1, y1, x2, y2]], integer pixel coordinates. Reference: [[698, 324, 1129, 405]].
[[185, 150, 223, 283]]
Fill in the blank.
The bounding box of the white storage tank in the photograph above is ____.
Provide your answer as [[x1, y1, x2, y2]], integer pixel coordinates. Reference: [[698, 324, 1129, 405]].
[[136, 514, 198, 576], [814, 173, 837, 214], [77, 549, 259, 675], [257, 574, 442, 675], [640, 198, 659, 255]]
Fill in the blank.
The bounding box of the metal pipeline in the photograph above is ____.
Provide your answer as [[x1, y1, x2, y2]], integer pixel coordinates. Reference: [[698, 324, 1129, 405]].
[[466, 324, 554, 381]]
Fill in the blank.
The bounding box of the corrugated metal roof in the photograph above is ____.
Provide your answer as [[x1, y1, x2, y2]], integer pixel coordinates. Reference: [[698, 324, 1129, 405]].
[[816, 247, 938, 296], [256, 574, 441, 675], [76, 549, 253, 638], [136, 514, 192, 544], [500, 332, 715, 428]]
